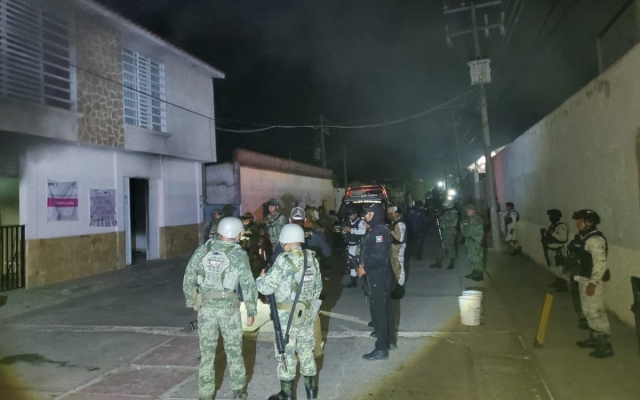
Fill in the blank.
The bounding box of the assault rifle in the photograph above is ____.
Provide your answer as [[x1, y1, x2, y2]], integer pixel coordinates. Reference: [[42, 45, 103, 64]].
[[435, 218, 445, 250], [540, 228, 551, 267], [261, 246, 288, 371]]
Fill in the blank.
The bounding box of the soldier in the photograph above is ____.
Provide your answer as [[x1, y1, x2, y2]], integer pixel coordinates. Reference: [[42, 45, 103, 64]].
[[462, 204, 484, 281], [387, 206, 406, 286], [407, 201, 427, 260], [257, 224, 323, 400], [570, 210, 613, 358], [430, 200, 458, 270], [317, 206, 336, 246], [342, 204, 367, 288], [183, 217, 258, 400], [505, 202, 521, 255], [240, 212, 262, 273], [543, 209, 569, 292], [264, 198, 287, 249], [203, 209, 222, 244]]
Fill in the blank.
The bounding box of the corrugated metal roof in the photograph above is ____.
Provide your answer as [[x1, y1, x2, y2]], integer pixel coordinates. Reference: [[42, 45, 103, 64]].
[[76, 0, 225, 79]]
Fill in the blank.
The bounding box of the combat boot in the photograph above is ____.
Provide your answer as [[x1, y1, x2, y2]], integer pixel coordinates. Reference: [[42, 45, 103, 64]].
[[233, 388, 248, 400], [472, 271, 484, 281], [304, 375, 318, 399], [549, 277, 565, 288], [447, 260, 455, 269], [268, 380, 294, 400], [344, 276, 358, 289], [464, 271, 475, 279], [430, 260, 442, 269], [589, 335, 614, 359], [576, 331, 598, 349]]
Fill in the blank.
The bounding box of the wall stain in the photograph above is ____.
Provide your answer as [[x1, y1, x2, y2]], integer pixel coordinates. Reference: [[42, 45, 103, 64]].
[[0, 353, 100, 372]]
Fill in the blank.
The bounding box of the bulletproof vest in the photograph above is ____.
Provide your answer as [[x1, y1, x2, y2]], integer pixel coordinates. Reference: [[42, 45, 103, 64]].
[[200, 242, 239, 292], [391, 219, 406, 244], [344, 217, 363, 245], [266, 213, 283, 237], [546, 222, 568, 245], [505, 210, 520, 226], [283, 249, 318, 303], [441, 209, 458, 229], [570, 230, 608, 278]]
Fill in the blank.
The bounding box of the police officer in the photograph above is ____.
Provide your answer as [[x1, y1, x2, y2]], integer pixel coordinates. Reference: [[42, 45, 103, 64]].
[[387, 206, 406, 286], [264, 198, 287, 249], [183, 217, 258, 400], [357, 203, 397, 360], [430, 200, 458, 270], [407, 201, 427, 260], [203, 209, 222, 244], [462, 204, 484, 281], [543, 209, 569, 291], [257, 224, 323, 400], [342, 204, 367, 288], [570, 210, 613, 358], [505, 202, 521, 255]]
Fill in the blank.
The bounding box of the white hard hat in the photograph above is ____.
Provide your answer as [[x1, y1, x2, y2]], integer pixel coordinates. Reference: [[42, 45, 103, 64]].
[[217, 217, 244, 238], [279, 223, 305, 244]]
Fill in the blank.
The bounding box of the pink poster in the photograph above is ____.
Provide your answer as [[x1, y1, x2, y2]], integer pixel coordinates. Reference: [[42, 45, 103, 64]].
[[47, 180, 78, 222]]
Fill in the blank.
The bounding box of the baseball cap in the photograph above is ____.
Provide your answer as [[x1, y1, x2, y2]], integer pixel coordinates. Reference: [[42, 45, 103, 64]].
[[290, 207, 305, 221]]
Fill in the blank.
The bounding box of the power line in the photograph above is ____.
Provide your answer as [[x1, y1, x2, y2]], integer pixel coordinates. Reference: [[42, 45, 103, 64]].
[[493, 0, 528, 67]]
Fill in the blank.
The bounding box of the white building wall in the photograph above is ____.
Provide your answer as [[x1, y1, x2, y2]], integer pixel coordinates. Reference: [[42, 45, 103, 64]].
[[493, 42, 640, 327], [239, 167, 334, 220]]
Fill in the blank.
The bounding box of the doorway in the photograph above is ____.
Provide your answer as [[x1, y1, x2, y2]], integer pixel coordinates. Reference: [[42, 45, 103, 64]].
[[129, 178, 148, 265]]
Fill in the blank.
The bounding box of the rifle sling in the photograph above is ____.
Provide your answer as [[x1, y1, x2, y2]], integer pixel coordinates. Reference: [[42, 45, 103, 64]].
[[284, 251, 309, 345]]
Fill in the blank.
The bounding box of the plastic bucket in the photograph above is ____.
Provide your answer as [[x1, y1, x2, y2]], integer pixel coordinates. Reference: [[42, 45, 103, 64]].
[[462, 290, 484, 317], [459, 295, 482, 326]]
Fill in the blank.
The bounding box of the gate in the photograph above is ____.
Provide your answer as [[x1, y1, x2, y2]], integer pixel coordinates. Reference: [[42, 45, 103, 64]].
[[1, 225, 25, 291]]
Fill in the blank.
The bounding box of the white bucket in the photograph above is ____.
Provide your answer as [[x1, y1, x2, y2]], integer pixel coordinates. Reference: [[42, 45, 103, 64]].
[[462, 290, 484, 318], [459, 295, 482, 326]]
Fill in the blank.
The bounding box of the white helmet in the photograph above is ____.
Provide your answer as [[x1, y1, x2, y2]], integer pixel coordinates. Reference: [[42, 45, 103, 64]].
[[217, 217, 244, 239], [279, 224, 305, 244]]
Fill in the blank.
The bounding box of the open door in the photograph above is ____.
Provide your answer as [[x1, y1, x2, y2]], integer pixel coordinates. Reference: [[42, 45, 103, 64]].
[[123, 177, 132, 266]]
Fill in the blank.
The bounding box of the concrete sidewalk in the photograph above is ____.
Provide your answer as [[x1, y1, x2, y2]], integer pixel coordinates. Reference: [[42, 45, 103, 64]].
[[0, 233, 638, 399]]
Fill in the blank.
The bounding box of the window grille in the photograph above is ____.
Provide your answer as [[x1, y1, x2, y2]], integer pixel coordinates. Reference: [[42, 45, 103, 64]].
[[0, 0, 73, 110], [123, 47, 166, 132]]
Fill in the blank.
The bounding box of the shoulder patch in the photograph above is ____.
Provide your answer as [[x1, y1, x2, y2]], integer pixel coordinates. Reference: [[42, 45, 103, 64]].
[[376, 236, 384, 243]]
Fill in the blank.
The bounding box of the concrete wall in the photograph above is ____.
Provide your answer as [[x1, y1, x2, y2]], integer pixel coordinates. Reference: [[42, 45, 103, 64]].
[[239, 166, 334, 221], [493, 42, 640, 327], [0, 177, 19, 226], [18, 139, 202, 287]]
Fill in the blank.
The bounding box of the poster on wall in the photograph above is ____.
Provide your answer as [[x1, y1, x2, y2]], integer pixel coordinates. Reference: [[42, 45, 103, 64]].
[[90, 189, 117, 227], [47, 180, 78, 222]]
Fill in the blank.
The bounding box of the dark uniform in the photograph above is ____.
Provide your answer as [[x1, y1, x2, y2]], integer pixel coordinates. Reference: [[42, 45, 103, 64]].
[[407, 201, 427, 260]]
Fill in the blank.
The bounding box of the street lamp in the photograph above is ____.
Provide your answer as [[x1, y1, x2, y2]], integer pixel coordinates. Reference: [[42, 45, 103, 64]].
[[437, 181, 444, 188]]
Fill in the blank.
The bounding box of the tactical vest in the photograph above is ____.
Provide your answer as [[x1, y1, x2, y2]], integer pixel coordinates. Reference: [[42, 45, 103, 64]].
[[391, 219, 406, 244], [505, 210, 520, 226], [281, 249, 318, 303], [546, 222, 568, 245], [200, 243, 239, 295], [569, 230, 609, 280], [344, 217, 364, 245]]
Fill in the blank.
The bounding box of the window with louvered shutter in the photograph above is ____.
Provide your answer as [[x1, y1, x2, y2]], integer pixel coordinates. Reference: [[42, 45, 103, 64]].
[[0, 0, 73, 110], [123, 47, 166, 133]]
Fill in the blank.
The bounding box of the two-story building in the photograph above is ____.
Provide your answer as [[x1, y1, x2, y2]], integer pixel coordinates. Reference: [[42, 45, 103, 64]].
[[0, 0, 223, 288]]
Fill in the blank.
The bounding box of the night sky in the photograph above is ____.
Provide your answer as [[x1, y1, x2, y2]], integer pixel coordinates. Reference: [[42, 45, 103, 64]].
[[98, 0, 631, 185]]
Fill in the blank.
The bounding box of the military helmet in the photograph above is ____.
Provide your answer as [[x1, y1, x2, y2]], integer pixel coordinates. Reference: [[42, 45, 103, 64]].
[[305, 207, 320, 222], [546, 209, 562, 219], [241, 212, 254, 221], [442, 200, 454, 208], [267, 198, 280, 207], [572, 209, 601, 225], [279, 223, 305, 244], [464, 203, 477, 211], [217, 217, 244, 238], [290, 206, 305, 221]]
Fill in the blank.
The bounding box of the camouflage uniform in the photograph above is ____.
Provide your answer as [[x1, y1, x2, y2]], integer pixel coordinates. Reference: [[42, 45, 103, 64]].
[[461, 214, 484, 272], [574, 232, 610, 335], [203, 216, 221, 243], [545, 221, 569, 279], [255, 246, 322, 382], [264, 212, 287, 248], [390, 216, 407, 285], [183, 239, 258, 399], [438, 209, 459, 266]]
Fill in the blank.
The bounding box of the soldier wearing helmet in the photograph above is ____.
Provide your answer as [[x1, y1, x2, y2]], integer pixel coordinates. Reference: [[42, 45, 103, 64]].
[[342, 203, 367, 288], [240, 212, 261, 271], [569, 209, 613, 358], [264, 198, 287, 250], [430, 199, 459, 270], [257, 224, 323, 400], [183, 217, 258, 400], [461, 204, 485, 281], [543, 209, 569, 292]]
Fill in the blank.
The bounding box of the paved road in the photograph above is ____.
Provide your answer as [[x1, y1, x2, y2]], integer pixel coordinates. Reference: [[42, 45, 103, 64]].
[[1, 230, 639, 400]]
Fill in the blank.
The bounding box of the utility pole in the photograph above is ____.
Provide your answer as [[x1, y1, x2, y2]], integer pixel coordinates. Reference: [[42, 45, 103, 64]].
[[343, 145, 348, 188], [445, 0, 505, 250], [319, 115, 327, 168]]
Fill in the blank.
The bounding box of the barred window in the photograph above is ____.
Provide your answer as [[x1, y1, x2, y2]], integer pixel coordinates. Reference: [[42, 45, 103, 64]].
[[0, 0, 73, 110], [123, 47, 166, 132]]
